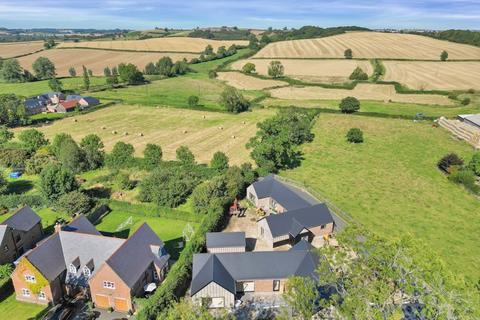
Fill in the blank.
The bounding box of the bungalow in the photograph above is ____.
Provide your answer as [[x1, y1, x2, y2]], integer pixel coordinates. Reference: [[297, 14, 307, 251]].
[[78, 96, 100, 108], [11, 216, 169, 313], [206, 232, 246, 253], [246, 175, 317, 214], [0, 206, 43, 265], [191, 241, 319, 309], [257, 203, 334, 248]]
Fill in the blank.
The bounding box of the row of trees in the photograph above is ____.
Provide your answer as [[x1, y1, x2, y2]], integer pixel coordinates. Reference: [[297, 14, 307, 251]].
[[438, 152, 480, 194], [144, 57, 189, 77], [190, 44, 237, 64]]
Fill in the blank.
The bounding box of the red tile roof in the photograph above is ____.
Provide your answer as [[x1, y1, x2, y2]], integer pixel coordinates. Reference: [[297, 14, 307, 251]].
[[60, 100, 78, 110]]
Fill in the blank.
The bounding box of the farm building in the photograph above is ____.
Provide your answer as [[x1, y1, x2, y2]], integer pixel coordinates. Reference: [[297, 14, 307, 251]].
[[24, 96, 48, 114], [191, 241, 319, 309], [458, 114, 480, 130], [206, 232, 246, 253], [54, 100, 78, 113]]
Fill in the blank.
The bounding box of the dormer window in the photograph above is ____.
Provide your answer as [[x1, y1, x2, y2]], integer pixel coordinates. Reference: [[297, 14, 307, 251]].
[[68, 264, 77, 274], [83, 266, 91, 277]]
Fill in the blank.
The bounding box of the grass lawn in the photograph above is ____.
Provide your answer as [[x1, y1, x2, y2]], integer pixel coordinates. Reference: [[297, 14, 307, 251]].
[[94, 202, 199, 259], [262, 98, 480, 118], [281, 113, 479, 280], [0, 207, 70, 233], [0, 77, 106, 96], [0, 293, 48, 320]]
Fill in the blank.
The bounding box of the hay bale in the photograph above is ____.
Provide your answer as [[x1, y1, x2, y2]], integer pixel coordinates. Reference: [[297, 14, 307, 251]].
[[219, 126, 223, 130], [183, 130, 188, 134], [231, 135, 236, 139], [139, 133, 144, 137], [101, 126, 106, 130], [112, 130, 117, 134], [202, 115, 206, 119], [242, 121, 246, 124], [124, 132, 128, 136], [73, 119, 77, 122]]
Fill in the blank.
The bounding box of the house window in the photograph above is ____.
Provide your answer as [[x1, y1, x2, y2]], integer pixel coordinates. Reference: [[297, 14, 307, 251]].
[[83, 266, 91, 277], [103, 281, 115, 289], [25, 275, 36, 283], [320, 224, 326, 229], [273, 280, 281, 291], [22, 288, 30, 297], [153, 270, 159, 280], [3, 245, 8, 252], [38, 292, 46, 300], [68, 264, 77, 274]]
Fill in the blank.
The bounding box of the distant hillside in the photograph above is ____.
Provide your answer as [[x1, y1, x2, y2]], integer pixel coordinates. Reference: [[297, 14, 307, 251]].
[[264, 26, 370, 42], [188, 28, 252, 40], [429, 29, 480, 47]]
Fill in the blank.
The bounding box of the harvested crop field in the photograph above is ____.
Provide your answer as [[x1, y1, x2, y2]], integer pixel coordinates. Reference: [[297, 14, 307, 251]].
[[383, 61, 480, 90], [18, 49, 197, 76], [269, 84, 453, 105], [217, 72, 287, 90], [0, 41, 44, 58], [19, 105, 274, 164], [58, 37, 248, 53], [232, 59, 372, 83], [254, 32, 480, 60]]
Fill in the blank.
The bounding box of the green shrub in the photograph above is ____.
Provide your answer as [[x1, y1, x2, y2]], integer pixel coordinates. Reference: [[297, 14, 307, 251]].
[[115, 172, 135, 190], [349, 67, 368, 81], [208, 70, 217, 79], [219, 87, 250, 113], [448, 92, 459, 100], [437, 153, 464, 172], [468, 152, 480, 176], [242, 63, 256, 74], [188, 95, 199, 108], [448, 168, 479, 194], [0, 194, 45, 209], [344, 48, 353, 59], [56, 191, 92, 216], [0, 148, 29, 168], [0, 264, 13, 280], [440, 50, 448, 61], [461, 97, 471, 105], [346, 128, 364, 143], [339, 96, 360, 113]]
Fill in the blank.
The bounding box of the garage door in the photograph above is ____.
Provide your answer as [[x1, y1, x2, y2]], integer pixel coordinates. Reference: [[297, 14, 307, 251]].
[[210, 297, 225, 308], [95, 294, 110, 309], [114, 297, 129, 312]]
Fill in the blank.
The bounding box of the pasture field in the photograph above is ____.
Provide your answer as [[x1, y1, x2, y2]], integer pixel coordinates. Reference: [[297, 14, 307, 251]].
[[217, 72, 287, 90], [383, 61, 480, 90], [18, 49, 198, 76], [58, 37, 248, 52], [0, 41, 44, 58], [0, 77, 106, 96], [281, 113, 479, 279], [232, 59, 373, 83], [17, 105, 274, 164], [262, 98, 479, 118], [254, 32, 480, 60], [269, 83, 453, 105]]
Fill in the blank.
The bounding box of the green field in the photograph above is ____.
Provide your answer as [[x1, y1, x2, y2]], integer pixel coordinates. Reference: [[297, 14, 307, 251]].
[[263, 98, 480, 118], [281, 113, 479, 280], [0, 77, 106, 97]]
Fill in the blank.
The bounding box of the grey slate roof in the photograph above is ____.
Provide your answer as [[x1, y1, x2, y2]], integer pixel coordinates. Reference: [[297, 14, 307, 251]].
[[106, 223, 169, 287], [251, 175, 317, 211], [25, 98, 46, 109], [1, 206, 41, 232], [291, 239, 314, 251], [66, 95, 83, 100], [462, 114, 480, 128], [62, 216, 101, 235], [191, 249, 319, 295], [264, 203, 334, 238], [206, 232, 245, 249], [81, 96, 100, 106]]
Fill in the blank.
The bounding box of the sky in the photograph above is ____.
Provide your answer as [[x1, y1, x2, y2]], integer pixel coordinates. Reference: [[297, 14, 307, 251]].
[[0, 0, 479, 30]]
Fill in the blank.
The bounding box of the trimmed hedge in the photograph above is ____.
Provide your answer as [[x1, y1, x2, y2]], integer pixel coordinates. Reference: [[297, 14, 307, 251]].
[[0, 194, 45, 209]]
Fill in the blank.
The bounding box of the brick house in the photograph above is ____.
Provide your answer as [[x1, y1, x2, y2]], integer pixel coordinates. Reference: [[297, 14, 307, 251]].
[[191, 240, 319, 309], [257, 203, 334, 248], [11, 216, 169, 313], [0, 206, 43, 265]]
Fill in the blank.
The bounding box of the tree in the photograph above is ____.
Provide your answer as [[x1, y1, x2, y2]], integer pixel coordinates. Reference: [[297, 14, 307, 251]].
[[115, 172, 135, 190], [187, 95, 199, 108], [82, 65, 90, 90], [156, 57, 173, 77], [0, 126, 14, 144], [171, 60, 189, 75], [51, 133, 72, 157], [346, 128, 364, 143], [210, 151, 229, 172], [18, 129, 48, 153], [32, 57, 56, 79], [438, 153, 464, 172], [242, 62, 256, 74], [216, 46, 227, 58], [56, 191, 92, 215], [162, 298, 216, 320], [204, 44, 214, 56], [54, 135, 85, 173], [25, 151, 56, 175], [43, 38, 56, 49], [208, 70, 217, 79], [0, 172, 8, 195], [1, 59, 23, 83], [441, 50, 449, 61], [191, 175, 229, 214], [283, 276, 318, 319], [227, 44, 237, 55], [469, 152, 480, 176], [118, 63, 144, 84], [176, 146, 195, 165], [106, 73, 119, 87], [68, 67, 76, 77], [88, 69, 93, 77], [339, 96, 360, 113], [39, 164, 78, 202], [0, 264, 13, 280], [144, 62, 157, 75], [248, 34, 259, 50], [80, 134, 105, 170], [106, 141, 135, 168], [219, 87, 250, 113], [344, 48, 353, 59], [349, 67, 368, 80], [103, 66, 112, 77], [48, 77, 63, 92], [268, 60, 284, 78], [0, 94, 27, 126], [143, 143, 162, 169]]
